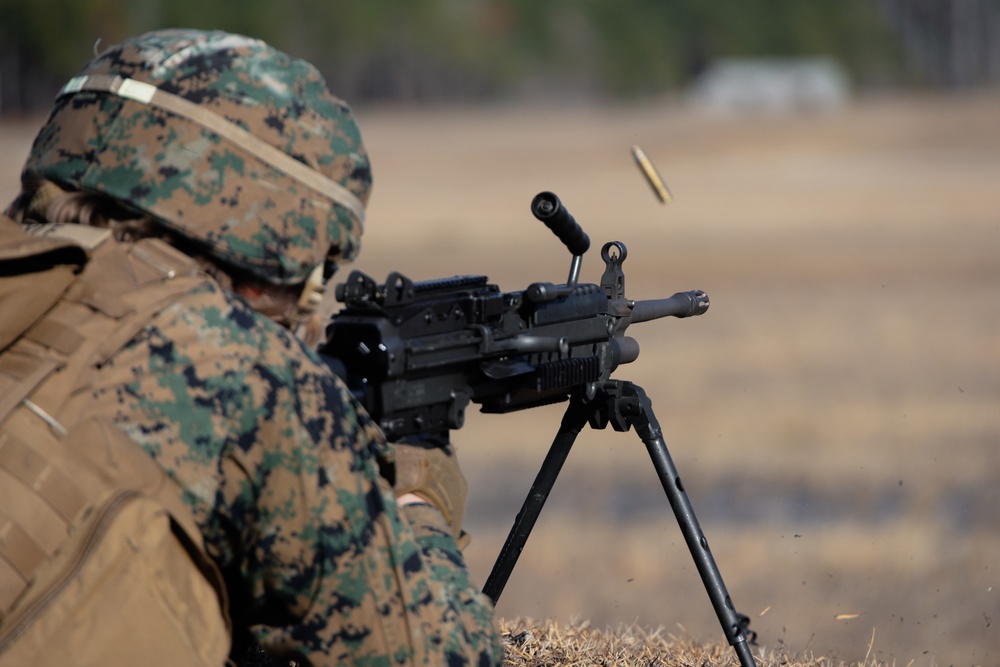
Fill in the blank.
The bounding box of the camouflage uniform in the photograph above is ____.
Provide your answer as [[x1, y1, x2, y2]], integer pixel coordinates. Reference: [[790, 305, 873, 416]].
[[6, 29, 502, 666], [84, 267, 499, 666]]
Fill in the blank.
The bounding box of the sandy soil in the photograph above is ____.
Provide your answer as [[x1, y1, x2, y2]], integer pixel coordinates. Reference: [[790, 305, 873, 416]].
[[3, 90, 998, 666]]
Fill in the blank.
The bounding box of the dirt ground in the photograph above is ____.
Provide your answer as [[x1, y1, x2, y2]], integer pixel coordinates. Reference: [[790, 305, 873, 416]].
[[2, 90, 998, 666]]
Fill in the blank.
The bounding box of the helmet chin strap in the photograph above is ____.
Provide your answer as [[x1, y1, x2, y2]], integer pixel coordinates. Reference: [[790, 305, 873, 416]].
[[294, 264, 326, 323], [289, 264, 327, 345]]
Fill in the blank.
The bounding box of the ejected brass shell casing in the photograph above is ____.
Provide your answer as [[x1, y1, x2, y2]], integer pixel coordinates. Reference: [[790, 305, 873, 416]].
[[631, 145, 672, 204]]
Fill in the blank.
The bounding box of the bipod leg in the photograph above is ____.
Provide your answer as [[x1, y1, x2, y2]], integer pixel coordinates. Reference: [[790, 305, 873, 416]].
[[482, 393, 594, 605], [615, 381, 758, 667]]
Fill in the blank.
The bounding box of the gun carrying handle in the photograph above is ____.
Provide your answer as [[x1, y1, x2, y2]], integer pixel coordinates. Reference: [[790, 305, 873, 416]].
[[531, 192, 590, 257]]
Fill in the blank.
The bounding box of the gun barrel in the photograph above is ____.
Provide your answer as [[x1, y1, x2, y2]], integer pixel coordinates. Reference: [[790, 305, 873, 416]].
[[630, 290, 709, 323]]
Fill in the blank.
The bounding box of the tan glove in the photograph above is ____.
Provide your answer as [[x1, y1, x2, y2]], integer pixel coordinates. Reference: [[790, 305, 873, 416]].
[[391, 437, 468, 543]]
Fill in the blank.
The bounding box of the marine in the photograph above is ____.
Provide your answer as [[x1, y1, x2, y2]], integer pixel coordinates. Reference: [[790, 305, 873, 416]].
[[0, 28, 502, 667]]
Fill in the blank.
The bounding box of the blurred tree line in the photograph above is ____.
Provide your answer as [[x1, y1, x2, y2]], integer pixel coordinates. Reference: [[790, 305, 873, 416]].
[[0, 0, 991, 115]]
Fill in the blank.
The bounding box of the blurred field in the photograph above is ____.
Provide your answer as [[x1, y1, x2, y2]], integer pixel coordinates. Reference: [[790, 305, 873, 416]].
[[3, 91, 998, 666]]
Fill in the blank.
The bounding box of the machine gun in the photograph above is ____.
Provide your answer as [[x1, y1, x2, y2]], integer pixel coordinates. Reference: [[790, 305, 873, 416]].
[[319, 192, 758, 667]]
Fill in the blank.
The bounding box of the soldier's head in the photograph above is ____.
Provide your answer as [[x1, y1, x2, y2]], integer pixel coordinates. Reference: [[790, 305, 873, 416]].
[[8, 28, 371, 334]]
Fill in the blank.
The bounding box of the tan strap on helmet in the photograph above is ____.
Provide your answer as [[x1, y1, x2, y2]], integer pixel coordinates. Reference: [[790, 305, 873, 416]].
[[59, 74, 367, 228]]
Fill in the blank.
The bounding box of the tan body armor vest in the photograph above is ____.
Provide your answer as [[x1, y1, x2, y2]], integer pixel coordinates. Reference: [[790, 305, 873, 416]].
[[0, 217, 231, 666]]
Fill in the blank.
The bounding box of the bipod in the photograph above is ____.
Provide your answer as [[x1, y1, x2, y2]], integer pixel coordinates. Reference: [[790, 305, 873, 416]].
[[482, 380, 758, 667]]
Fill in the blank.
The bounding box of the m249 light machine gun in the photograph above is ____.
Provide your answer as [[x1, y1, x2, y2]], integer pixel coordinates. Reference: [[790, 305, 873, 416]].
[[319, 192, 758, 667]]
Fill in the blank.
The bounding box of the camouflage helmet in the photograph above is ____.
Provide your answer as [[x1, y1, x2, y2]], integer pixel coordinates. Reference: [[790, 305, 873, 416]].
[[23, 28, 371, 285]]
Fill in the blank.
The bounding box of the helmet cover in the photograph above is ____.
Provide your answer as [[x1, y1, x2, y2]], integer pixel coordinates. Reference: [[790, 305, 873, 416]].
[[23, 28, 371, 284]]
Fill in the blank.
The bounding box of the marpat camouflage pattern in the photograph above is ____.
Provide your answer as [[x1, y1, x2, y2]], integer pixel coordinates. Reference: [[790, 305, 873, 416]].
[[23, 29, 370, 285], [90, 276, 501, 666]]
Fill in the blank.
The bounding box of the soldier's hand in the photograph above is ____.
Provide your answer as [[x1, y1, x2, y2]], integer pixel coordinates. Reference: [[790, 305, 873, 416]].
[[391, 436, 468, 545]]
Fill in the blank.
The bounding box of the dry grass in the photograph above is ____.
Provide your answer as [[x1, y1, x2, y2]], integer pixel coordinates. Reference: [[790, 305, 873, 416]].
[[499, 617, 889, 667]]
